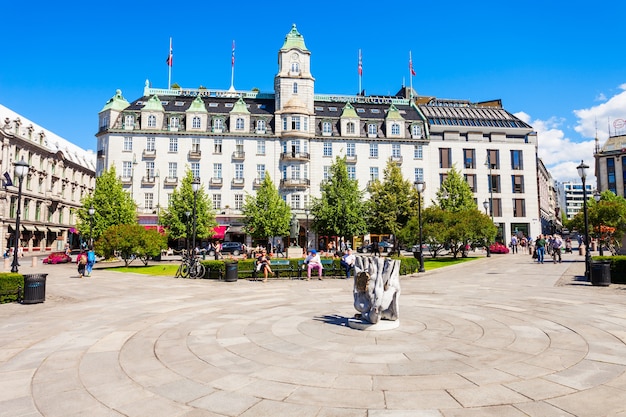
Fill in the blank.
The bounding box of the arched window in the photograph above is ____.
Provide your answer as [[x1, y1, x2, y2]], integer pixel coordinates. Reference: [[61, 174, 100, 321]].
[[256, 120, 266, 131], [148, 115, 156, 128], [124, 115, 134, 127], [391, 123, 400, 135], [291, 62, 299, 73], [236, 118, 245, 130], [368, 123, 377, 136], [192, 116, 201, 129], [322, 122, 332, 134], [412, 124, 422, 138], [214, 119, 223, 130], [170, 117, 179, 129], [347, 122, 355, 134]]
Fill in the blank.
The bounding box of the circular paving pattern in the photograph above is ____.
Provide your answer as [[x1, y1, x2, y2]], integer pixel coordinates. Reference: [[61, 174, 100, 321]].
[[1, 256, 626, 416]]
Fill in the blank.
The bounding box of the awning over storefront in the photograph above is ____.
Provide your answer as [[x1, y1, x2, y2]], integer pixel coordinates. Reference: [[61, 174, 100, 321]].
[[47, 227, 61, 234], [22, 225, 36, 232], [212, 225, 228, 240]]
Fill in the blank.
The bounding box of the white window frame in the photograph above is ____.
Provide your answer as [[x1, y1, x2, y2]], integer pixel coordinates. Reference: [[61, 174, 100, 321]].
[[169, 137, 178, 152], [123, 137, 133, 151], [369, 143, 378, 158]]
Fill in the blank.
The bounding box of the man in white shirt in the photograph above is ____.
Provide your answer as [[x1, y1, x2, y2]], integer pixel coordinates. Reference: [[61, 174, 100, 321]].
[[340, 248, 356, 279]]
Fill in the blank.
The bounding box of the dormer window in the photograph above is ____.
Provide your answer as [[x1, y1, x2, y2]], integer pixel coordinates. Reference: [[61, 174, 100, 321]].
[[124, 115, 134, 128], [170, 117, 180, 129], [235, 117, 245, 130], [368, 123, 377, 136], [391, 123, 400, 135], [147, 115, 156, 128], [192, 116, 201, 129], [412, 124, 422, 138], [214, 118, 224, 131], [256, 120, 266, 132], [322, 121, 332, 136], [347, 122, 355, 134]]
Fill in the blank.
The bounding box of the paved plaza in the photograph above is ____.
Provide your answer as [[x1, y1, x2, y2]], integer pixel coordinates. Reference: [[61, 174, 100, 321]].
[[1, 252, 625, 417]]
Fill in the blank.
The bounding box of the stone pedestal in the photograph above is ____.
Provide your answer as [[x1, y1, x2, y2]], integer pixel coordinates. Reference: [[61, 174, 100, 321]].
[[287, 246, 303, 259]]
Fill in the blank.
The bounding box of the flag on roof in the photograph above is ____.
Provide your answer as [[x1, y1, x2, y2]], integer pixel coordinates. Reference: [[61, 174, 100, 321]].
[[358, 49, 363, 76], [166, 38, 173, 67], [409, 51, 416, 77], [231, 40, 235, 67]]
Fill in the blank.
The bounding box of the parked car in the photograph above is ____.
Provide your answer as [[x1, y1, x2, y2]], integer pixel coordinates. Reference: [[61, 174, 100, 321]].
[[357, 241, 394, 253], [43, 251, 72, 264], [220, 242, 244, 256]]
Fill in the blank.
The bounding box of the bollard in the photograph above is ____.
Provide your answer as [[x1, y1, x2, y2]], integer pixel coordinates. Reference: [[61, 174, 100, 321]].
[[32, 256, 38, 267], [3, 258, 10, 271]]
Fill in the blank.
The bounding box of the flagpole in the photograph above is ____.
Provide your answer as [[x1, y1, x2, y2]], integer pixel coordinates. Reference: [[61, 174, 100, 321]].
[[358, 49, 362, 95], [409, 51, 413, 100], [229, 40, 235, 92], [167, 37, 172, 89]]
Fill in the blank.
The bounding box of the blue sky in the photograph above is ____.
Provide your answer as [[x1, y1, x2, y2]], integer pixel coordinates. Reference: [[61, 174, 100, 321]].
[[2, 0, 626, 183]]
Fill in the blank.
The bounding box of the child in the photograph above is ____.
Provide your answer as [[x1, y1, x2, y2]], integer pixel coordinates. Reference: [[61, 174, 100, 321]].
[[77, 251, 87, 278]]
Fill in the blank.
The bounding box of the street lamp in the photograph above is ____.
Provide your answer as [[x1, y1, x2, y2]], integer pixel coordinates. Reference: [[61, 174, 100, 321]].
[[413, 180, 425, 273], [185, 211, 191, 252], [594, 190, 603, 256], [304, 207, 310, 249], [577, 160, 591, 281], [11, 157, 29, 273], [482, 199, 491, 257], [88, 205, 95, 246], [191, 178, 200, 256]]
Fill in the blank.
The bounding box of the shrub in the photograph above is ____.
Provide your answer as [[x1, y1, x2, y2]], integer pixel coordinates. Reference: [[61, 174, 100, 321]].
[[0, 273, 24, 303]]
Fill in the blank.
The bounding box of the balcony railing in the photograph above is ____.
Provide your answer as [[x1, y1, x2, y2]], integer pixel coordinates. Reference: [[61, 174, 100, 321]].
[[391, 155, 403, 165], [163, 177, 178, 186], [141, 176, 156, 185], [253, 178, 263, 188], [142, 149, 156, 158], [280, 152, 310, 161], [346, 154, 357, 163], [210, 177, 223, 186], [120, 176, 132, 185], [280, 178, 310, 189], [232, 151, 245, 161], [188, 149, 201, 159], [231, 178, 245, 187]]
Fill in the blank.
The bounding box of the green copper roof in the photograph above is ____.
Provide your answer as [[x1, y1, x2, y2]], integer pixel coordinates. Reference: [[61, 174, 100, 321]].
[[100, 89, 129, 112], [281, 24, 308, 51], [142, 95, 164, 112], [385, 104, 404, 120], [230, 97, 250, 114], [340, 102, 359, 119], [186, 96, 207, 113]]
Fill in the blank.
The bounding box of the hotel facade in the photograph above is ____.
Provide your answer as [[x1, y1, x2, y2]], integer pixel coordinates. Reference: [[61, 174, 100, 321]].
[[96, 25, 541, 247]]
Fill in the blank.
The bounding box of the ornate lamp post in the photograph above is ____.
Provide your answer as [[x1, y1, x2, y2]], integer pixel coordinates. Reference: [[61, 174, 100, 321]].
[[88, 205, 95, 247], [11, 158, 29, 273], [482, 199, 491, 257], [304, 207, 310, 249], [577, 161, 591, 281], [593, 190, 603, 256], [191, 178, 200, 256], [413, 180, 425, 273]]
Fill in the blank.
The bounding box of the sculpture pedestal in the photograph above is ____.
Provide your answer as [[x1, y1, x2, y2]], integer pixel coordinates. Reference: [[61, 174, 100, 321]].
[[287, 246, 302, 259], [347, 318, 400, 331]]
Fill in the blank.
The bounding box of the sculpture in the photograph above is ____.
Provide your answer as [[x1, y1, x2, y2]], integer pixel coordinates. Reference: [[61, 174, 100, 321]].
[[352, 256, 401, 324], [289, 214, 300, 246]]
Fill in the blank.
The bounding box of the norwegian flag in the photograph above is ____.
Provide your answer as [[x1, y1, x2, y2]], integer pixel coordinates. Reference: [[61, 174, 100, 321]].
[[409, 55, 416, 77], [358, 49, 362, 76], [231, 40, 235, 67], [166, 38, 173, 67]]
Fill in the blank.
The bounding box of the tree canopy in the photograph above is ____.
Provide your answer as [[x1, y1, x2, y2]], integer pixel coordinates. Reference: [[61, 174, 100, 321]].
[[437, 165, 476, 212], [77, 166, 137, 242], [159, 169, 217, 243], [242, 174, 291, 241], [310, 156, 367, 242]]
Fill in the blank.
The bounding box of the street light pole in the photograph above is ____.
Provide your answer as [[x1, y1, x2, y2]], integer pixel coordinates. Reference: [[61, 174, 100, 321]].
[[185, 211, 191, 253], [414, 180, 425, 273], [577, 161, 591, 281], [304, 208, 310, 249], [191, 178, 200, 257], [594, 190, 603, 256], [88, 205, 95, 247], [483, 199, 491, 257], [11, 158, 29, 273]]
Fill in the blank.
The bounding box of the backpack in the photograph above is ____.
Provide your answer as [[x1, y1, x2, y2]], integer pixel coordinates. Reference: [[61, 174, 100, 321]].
[[79, 254, 87, 265]]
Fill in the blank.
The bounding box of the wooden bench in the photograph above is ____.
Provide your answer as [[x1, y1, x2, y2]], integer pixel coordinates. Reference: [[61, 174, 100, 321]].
[[296, 259, 347, 279], [269, 259, 293, 278]]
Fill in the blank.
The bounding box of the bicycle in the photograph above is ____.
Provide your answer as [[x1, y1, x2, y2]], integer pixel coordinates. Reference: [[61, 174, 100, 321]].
[[175, 251, 206, 279]]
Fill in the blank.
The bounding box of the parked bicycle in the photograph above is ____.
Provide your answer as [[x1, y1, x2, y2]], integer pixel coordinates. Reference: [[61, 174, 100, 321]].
[[175, 251, 206, 279]]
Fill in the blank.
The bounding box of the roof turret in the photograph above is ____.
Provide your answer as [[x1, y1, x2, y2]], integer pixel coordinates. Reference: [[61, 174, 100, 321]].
[[281, 24, 308, 51]]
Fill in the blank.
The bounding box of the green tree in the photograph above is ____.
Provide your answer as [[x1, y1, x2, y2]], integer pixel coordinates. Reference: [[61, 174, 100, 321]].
[[95, 224, 167, 266], [159, 169, 217, 245], [569, 190, 626, 250], [242, 174, 291, 244], [438, 165, 476, 212], [77, 166, 137, 242], [310, 156, 367, 244], [366, 159, 418, 253]]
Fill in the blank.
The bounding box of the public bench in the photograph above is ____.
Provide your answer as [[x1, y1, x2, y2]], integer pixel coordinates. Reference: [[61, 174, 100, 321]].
[[269, 259, 293, 278], [296, 259, 348, 279]]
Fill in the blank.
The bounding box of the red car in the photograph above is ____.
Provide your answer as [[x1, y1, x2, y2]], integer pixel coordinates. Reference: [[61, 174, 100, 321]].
[[43, 252, 72, 264]]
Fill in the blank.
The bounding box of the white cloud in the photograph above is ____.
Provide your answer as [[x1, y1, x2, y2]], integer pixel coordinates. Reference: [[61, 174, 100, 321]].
[[574, 85, 626, 140], [514, 111, 596, 183]]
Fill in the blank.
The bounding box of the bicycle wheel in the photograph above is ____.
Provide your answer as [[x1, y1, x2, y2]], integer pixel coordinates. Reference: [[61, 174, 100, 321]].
[[190, 262, 205, 279], [180, 263, 190, 278]]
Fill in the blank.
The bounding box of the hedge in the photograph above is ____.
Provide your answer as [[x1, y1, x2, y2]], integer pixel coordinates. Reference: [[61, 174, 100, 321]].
[[593, 255, 626, 284], [0, 273, 24, 303]]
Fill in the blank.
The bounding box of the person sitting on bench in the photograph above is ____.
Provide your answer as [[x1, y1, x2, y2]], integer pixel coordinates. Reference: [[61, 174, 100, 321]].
[[340, 248, 356, 279], [304, 249, 323, 280]]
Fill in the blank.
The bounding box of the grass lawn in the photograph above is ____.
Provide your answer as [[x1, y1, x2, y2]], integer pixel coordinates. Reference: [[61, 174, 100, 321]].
[[102, 255, 480, 276]]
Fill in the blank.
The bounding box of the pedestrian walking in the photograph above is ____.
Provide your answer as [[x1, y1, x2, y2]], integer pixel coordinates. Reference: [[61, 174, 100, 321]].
[[535, 235, 546, 264]]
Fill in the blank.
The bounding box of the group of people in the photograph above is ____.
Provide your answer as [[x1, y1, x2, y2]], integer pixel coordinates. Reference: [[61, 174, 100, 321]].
[[531, 234, 569, 264], [76, 246, 96, 278]]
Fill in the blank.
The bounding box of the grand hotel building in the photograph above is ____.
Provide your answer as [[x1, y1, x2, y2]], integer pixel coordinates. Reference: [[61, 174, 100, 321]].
[[96, 25, 540, 246]]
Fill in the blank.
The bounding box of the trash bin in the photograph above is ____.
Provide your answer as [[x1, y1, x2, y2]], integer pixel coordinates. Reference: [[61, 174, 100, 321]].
[[591, 260, 611, 286], [22, 274, 47, 304], [225, 261, 238, 282]]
